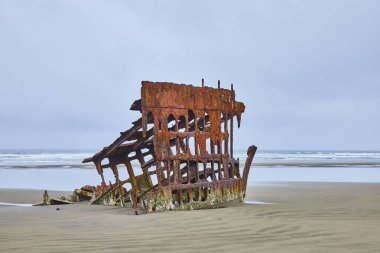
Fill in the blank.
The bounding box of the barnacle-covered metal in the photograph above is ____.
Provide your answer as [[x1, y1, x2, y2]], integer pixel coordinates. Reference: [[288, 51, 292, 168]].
[[82, 80, 257, 213]]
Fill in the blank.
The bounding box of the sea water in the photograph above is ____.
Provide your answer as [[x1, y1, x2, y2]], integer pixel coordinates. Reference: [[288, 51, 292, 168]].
[[0, 149, 379, 190]]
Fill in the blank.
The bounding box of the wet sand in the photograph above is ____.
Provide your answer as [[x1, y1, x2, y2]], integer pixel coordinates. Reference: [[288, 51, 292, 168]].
[[1, 183, 380, 252]]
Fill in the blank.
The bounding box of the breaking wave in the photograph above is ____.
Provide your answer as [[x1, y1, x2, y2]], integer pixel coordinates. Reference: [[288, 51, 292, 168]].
[[0, 149, 380, 169]]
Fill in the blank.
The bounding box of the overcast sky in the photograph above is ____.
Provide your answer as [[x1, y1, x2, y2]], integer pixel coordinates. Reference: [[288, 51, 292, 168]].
[[0, 0, 379, 151]]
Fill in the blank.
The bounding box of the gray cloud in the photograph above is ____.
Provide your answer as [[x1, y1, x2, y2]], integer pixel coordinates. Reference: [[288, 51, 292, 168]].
[[0, 0, 379, 150]]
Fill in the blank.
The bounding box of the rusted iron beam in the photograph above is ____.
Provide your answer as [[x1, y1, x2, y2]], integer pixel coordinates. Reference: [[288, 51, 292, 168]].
[[242, 145, 257, 195]]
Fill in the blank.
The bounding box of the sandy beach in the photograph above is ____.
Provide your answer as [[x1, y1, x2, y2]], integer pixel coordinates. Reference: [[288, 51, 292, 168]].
[[1, 182, 379, 252]]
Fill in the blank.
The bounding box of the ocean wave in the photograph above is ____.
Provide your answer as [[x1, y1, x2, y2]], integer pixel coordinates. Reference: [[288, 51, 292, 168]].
[[0, 164, 95, 170], [1, 162, 380, 169], [1, 150, 380, 169]]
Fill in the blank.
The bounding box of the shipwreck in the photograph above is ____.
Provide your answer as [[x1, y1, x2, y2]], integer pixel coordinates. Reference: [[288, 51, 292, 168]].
[[45, 81, 257, 213]]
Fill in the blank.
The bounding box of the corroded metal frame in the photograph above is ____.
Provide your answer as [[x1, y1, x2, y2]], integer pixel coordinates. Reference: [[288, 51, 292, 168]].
[[83, 80, 257, 213]]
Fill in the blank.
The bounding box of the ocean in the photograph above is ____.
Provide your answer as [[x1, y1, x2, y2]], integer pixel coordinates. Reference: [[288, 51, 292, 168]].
[[0, 149, 379, 190]]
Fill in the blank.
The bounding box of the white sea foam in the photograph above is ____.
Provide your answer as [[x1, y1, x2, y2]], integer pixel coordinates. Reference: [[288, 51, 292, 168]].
[[0, 202, 33, 207], [1, 150, 380, 169], [0, 150, 380, 191]]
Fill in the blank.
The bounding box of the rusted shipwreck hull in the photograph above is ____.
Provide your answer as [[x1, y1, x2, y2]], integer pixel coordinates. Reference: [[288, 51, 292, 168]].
[[82, 81, 257, 213]]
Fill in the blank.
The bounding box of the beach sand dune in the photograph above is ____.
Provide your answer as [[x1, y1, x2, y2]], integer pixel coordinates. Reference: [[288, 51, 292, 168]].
[[1, 183, 379, 252]]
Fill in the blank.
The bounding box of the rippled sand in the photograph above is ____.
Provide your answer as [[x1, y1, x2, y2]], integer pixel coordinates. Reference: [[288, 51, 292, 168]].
[[1, 183, 379, 252]]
